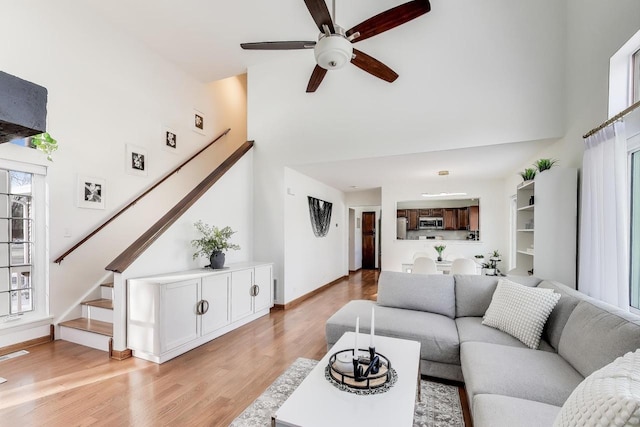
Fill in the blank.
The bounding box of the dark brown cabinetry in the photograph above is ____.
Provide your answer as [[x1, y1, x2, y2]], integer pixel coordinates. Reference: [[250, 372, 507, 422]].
[[407, 209, 419, 231], [469, 206, 479, 231], [457, 208, 469, 230], [397, 209, 407, 218], [443, 209, 457, 230]]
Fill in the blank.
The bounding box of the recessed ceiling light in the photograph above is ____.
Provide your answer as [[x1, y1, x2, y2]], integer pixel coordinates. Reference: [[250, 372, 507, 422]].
[[438, 170, 449, 176], [350, 185, 359, 189]]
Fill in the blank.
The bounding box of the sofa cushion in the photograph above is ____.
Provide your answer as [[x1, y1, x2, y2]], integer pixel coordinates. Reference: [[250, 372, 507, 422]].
[[473, 394, 561, 427], [460, 341, 584, 407], [325, 299, 460, 365], [554, 349, 640, 427], [456, 316, 554, 352], [558, 300, 640, 378], [377, 271, 455, 319], [537, 280, 581, 351], [482, 279, 560, 349], [455, 274, 541, 317]]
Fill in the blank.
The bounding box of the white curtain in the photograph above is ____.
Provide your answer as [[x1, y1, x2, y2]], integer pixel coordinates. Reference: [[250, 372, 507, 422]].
[[579, 121, 629, 309]]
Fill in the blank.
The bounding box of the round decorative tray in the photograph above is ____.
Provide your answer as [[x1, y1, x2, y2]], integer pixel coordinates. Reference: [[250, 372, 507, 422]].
[[325, 348, 397, 394]]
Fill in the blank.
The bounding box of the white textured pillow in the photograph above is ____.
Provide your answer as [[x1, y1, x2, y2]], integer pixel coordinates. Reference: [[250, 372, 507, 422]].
[[554, 349, 640, 427], [482, 278, 560, 349]]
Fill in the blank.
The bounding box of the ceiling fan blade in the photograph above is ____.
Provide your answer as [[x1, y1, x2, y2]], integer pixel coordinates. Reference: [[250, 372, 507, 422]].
[[303, 0, 335, 33], [346, 0, 431, 43], [351, 49, 399, 83], [240, 41, 316, 50], [306, 65, 328, 93]]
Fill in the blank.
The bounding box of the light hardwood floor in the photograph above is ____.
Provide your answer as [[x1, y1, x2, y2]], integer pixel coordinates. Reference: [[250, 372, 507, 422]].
[[0, 270, 470, 426]]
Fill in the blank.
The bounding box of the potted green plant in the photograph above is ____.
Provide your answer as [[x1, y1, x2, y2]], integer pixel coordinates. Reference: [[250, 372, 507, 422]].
[[519, 168, 536, 182], [534, 158, 558, 173], [481, 262, 495, 276], [433, 244, 446, 262], [191, 220, 240, 269], [29, 132, 58, 161]]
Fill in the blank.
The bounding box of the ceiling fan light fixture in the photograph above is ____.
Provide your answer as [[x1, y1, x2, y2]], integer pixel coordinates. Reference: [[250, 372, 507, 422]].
[[314, 35, 353, 70]]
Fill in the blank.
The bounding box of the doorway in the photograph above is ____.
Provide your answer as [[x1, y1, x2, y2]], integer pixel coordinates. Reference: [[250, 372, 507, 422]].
[[362, 211, 376, 269]]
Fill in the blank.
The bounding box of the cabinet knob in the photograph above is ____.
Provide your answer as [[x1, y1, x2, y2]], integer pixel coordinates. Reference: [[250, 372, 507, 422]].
[[202, 300, 209, 314], [254, 284, 260, 296], [196, 300, 203, 315]]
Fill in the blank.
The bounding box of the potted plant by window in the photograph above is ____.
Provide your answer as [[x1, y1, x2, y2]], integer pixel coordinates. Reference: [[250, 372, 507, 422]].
[[434, 245, 446, 262], [191, 221, 240, 269]]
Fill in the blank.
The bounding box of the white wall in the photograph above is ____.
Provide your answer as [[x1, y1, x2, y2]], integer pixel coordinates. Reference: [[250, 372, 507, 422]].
[[382, 178, 506, 271], [0, 1, 250, 345], [283, 168, 346, 304]]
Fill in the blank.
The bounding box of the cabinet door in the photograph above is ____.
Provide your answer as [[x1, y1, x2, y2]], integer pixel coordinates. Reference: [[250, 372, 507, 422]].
[[443, 209, 457, 230], [431, 208, 444, 217], [418, 209, 431, 217], [253, 265, 273, 313], [407, 209, 419, 230], [396, 209, 407, 218], [457, 208, 469, 230], [231, 269, 253, 322], [160, 279, 200, 353], [201, 273, 230, 336], [469, 206, 479, 231]]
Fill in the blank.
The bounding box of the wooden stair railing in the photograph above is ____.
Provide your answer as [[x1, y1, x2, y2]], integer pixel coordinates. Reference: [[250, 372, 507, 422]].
[[54, 128, 231, 264], [105, 140, 254, 273]]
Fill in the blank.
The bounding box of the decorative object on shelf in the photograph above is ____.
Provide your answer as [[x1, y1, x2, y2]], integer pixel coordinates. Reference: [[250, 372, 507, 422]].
[[77, 175, 105, 210], [191, 220, 240, 269], [434, 244, 446, 262], [307, 196, 333, 237], [534, 158, 558, 173], [529, 195, 534, 205], [519, 168, 536, 182], [29, 132, 58, 161], [474, 254, 484, 259], [481, 262, 495, 276], [484, 250, 502, 276], [325, 348, 396, 394], [126, 144, 148, 177]]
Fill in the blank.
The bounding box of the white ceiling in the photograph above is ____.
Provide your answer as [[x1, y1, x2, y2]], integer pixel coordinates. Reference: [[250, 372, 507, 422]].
[[82, 1, 560, 192], [291, 139, 555, 192]]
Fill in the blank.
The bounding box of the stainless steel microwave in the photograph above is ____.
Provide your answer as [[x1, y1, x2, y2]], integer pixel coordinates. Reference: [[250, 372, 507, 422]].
[[419, 217, 444, 230]]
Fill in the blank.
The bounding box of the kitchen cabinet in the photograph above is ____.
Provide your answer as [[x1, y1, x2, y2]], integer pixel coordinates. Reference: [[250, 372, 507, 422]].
[[407, 209, 419, 230], [457, 208, 469, 230], [469, 206, 479, 231], [396, 209, 407, 218], [443, 209, 457, 230], [418, 209, 431, 217], [128, 262, 273, 364], [431, 208, 444, 217]]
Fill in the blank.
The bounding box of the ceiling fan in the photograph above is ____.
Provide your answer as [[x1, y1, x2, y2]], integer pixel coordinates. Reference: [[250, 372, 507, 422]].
[[240, 0, 431, 92]]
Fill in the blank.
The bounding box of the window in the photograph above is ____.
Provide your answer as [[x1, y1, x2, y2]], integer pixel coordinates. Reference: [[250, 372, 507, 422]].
[[633, 48, 640, 105], [0, 163, 47, 324]]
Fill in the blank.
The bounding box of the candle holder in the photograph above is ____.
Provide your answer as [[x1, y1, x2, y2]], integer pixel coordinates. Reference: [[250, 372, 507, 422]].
[[327, 348, 392, 390]]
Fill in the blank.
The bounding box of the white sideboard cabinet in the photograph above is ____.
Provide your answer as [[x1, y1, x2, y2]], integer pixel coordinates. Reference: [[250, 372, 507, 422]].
[[128, 262, 273, 363]]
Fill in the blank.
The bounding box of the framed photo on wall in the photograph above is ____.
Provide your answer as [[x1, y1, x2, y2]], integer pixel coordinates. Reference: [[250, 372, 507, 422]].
[[163, 125, 178, 153], [126, 144, 148, 177], [192, 108, 205, 135], [77, 175, 105, 209]]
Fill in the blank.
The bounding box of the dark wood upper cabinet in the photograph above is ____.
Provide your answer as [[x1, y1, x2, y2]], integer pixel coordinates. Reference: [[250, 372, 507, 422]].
[[469, 206, 479, 231], [443, 209, 457, 230], [397, 209, 407, 218], [418, 209, 431, 217], [457, 207, 469, 230], [430, 208, 444, 217], [407, 209, 419, 230]]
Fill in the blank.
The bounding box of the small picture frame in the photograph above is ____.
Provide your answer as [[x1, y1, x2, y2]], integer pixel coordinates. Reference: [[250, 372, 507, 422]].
[[77, 175, 105, 210], [126, 144, 148, 176], [162, 125, 178, 153], [192, 109, 205, 134]]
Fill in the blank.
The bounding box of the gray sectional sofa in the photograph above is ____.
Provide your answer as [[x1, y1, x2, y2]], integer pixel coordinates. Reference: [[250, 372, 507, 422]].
[[325, 271, 640, 426]]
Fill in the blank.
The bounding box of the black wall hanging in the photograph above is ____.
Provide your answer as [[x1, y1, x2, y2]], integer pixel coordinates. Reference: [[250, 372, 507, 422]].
[[308, 196, 332, 237]]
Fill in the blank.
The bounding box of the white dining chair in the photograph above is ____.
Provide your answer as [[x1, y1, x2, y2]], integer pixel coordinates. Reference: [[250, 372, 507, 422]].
[[412, 257, 438, 274], [445, 253, 464, 261], [450, 258, 478, 275], [412, 252, 431, 261]]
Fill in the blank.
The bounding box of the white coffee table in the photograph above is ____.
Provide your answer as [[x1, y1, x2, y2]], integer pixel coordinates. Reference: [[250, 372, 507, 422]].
[[272, 332, 421, 427]]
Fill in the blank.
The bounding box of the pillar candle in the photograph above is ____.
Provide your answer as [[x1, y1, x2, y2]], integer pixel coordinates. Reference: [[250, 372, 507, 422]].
[[354, 316, 360, 359], [370, 306, 375, 347]]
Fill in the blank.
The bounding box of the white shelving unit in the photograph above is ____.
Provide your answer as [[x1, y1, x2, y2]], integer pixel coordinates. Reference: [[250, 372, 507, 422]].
[[514, 168, 577, 287]]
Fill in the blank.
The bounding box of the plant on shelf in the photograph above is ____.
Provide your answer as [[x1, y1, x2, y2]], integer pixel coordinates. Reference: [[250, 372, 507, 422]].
[[519, 168, 536, 182], [29, 132, 58, 161], [191, 220, 240, 269], [490, 250, 501, 261], [433, 244, 446, 262], [534, 158, 558, 173], [481, 262, 496, 276]]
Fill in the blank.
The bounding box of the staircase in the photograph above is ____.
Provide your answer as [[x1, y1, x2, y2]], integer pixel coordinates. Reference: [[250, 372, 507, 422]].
[[58, 283, 114, 352]]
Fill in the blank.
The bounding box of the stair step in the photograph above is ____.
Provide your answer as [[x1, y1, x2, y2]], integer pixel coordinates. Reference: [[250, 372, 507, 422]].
[[59, 318, 113, 337], [100, 282, 114, 288], [82, 298, 113, 310]]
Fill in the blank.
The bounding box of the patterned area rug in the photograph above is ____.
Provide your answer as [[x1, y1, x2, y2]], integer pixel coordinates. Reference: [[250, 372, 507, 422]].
[[230, 357, 464, 427]]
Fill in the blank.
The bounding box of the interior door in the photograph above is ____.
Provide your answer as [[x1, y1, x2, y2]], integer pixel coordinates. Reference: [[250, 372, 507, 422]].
[[362, 211, 376, 269]]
